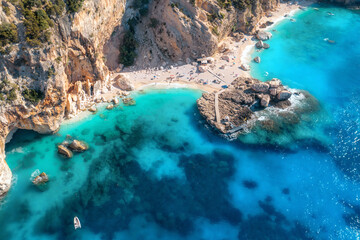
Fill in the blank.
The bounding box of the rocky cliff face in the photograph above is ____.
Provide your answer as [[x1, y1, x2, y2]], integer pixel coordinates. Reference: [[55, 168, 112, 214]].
[[0, 0, 127, 197], [104, 0, 279, 69]]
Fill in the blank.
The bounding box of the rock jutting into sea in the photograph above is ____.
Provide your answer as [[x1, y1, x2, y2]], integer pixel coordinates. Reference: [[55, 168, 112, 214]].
[[32, 172, 49, 185], [197, 77, 318, 137]]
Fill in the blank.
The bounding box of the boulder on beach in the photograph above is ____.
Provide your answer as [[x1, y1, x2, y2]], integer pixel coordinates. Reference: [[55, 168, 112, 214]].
[[256, 31, 272, 41], [106, 104, 114, 110], [89, 106, 97, 112], [277, 90, 292, 101], [251, 83, 269, 93], [113, 97, 119, 105], [113, 74, 134, 91], [254, 56, 261, 63], [198, 65, 207, 73], [69, 140, 89, 152], [32, 172, 49, 185], [221, 55, 230, 62], [260, 23, 267, 28], [240, 64, 250, 71], [58, 144, 73, 158]]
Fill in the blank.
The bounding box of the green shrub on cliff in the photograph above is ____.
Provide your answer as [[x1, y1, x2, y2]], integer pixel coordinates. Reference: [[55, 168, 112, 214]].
[[22, 88, 44, 104], [0, 23, 18, 47], [7, 88, 17, 102], [23, 9, 53, 46], [66, 0, 84, 13], [119, 30, 137, 67], [217, 0, 252, 11]]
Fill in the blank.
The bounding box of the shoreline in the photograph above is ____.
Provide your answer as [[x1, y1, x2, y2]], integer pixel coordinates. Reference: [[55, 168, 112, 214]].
[[63, 1, 314, 125]]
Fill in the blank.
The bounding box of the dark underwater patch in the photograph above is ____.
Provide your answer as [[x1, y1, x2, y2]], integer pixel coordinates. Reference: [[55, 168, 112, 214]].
[[20, 152, 37, 169], [243, 180, 258, 189]]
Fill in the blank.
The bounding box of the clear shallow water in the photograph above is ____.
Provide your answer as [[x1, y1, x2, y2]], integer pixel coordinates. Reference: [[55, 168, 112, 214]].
[[1, 4, 360, 240]]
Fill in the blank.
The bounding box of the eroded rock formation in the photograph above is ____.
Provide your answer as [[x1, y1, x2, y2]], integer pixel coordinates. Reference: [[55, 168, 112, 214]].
[[0, 0, 127, 197], [197, 77, 316, 135]]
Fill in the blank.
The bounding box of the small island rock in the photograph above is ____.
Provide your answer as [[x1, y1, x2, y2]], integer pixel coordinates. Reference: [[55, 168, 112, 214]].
[[69, 140, 89, 152], [58, 145, 73, 158], [33, 172, 49, 185]]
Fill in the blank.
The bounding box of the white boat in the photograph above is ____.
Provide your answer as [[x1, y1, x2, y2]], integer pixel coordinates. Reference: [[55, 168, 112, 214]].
[[74, 216, 81, 230]]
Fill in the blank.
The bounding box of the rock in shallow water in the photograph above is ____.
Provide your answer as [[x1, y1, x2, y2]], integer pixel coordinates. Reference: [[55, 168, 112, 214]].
[[277, 90, 292, 101], [57, 145, 73, 158], [197, 77, 317, 137], [69, 140, 89, 152], [32, 172, 49, 185]]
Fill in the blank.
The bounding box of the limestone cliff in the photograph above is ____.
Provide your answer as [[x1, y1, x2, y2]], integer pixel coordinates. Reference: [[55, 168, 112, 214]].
[[0, 0, 127, 197], [104, 0, 279, 69]]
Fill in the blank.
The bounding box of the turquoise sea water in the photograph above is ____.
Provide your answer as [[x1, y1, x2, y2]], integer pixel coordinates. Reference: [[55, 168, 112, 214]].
[[1, 4, 360, 240]]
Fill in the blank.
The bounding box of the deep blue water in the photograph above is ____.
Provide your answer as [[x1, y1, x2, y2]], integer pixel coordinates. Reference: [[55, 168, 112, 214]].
[[1, 4, 360, 240]]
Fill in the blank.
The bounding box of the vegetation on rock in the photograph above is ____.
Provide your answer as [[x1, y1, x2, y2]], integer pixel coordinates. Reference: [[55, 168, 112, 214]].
[[22, 88, 44, 104], [0, 23, 18, 47], [119, 30, 137, 67], [66, 0, 84, 13]]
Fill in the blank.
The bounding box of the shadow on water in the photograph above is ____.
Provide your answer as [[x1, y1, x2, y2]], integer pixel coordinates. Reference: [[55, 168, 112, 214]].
[[5, 129, 47, 152]]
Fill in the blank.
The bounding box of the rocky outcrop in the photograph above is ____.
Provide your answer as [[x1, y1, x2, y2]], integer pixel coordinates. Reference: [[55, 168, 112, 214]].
[[197, 77, 303, 134], [256, 30, 272, 41], [113, 74, 134, 91], [32, 172, 49, 185], [58, 145, 73, 158], [112, 0, 280, 67], [69, 140, 89, 152]]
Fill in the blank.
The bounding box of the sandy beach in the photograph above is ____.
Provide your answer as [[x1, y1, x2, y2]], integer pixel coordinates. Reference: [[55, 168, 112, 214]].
[[119, 0, 315, 93]]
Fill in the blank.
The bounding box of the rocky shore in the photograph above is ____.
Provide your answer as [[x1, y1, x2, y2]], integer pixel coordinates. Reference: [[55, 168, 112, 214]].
[[197, 77, 316, 136]]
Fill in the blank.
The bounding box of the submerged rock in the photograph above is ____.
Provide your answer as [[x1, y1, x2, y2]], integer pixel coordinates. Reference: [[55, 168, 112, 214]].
[[69, 140, 89, 152], [58, 145, 73, 158], [123, 98, 136, 106], [32, 172, 49, 185]]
